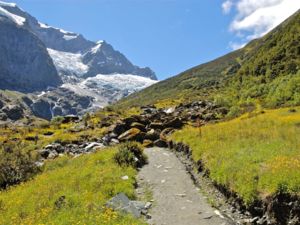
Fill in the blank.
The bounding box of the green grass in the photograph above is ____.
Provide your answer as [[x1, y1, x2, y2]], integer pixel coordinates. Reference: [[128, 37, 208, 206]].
[[0, 147, 146, 225], [171, 106, 300, 205]]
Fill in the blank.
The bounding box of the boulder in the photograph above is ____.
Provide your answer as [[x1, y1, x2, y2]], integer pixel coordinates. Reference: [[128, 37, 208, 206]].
[[149, 122, 164, 130], [99, 120, 111, 128], [38, 149, 51, 159], [118, 128, 142, 142], [0, 100, 3, 109], [84, 142, 104, 152], [144, 129, 160, 141], [154, 139, 168, 148], [2, 105, 24, 120], [0, 112, 8, 121], [141, 105, 157, 114], [102, 134, 111, 145], [164, 118, 183, 129], [110, 138, 120, 145], [45, 143, 65, 154], [48, 151, 58, 160], [62, 115, 79, 123], [160, 128, 175, 141], [131, 122, 146, 132], [131, 115, 148, 125], [112, 123, 128, 136], [106, 193, 148, 218], [123, 117, 138, 126], [164, 107, 175, 114], [143, 139, 154, 148]]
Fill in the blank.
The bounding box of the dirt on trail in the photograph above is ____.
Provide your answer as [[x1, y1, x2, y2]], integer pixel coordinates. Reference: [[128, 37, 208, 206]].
[[137, 147, 236, 225]]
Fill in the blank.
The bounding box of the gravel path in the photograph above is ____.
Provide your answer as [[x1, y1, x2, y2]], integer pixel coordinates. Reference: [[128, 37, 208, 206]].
[[137, 147, 235, 225]]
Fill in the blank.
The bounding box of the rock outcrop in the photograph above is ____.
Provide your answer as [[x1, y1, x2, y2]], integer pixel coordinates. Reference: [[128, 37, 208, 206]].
[[102, 100, 227, 146], [30, 88, 93, 120], [0, 18, 61, 92]]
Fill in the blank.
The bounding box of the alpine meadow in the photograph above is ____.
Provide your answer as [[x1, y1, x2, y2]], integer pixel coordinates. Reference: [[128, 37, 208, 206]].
[[0, 1, 299, 225]]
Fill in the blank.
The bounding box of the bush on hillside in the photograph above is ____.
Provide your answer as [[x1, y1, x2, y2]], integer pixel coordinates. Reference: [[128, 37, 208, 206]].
[[51, 116, 64, 129], [0, 147, 41, 189], [114, 142, 148, 168]]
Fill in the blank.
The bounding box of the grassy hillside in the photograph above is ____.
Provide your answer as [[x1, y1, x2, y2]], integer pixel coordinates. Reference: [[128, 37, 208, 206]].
[[171, 106, 300, 205], [116, 10, 300, 112], [0, 147, 145, 225]]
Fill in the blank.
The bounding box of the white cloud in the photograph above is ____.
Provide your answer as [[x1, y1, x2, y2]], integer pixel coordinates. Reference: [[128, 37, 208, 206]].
[[222, 0, 233, 14], [229, 41, 246, 50], [223, 0, 300, 49]]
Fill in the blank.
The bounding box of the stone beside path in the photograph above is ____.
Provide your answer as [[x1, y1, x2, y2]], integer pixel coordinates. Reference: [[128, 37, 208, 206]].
[[137, 147, 235, 225]]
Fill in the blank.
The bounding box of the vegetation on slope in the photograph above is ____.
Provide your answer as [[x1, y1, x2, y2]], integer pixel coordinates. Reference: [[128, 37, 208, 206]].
[[171, 106, 300, 205], [116, 10, 300, 113], [0, 146, 146, 225], [0, 104, 144, 190]]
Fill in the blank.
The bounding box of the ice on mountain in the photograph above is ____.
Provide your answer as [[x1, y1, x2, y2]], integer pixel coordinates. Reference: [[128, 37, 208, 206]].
[[0, 1, 17, 7], [91, 42, 103, 54], [47, 48, 88, 76], [63, 34, 78, 41], [0, 6, 25, 25], [38, 22, 51, 29]]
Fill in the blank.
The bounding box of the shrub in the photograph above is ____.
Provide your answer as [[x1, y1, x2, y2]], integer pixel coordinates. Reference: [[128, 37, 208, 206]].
[[51, 116, 64, 128], [0, 147, 41, 189], [227, 105, 241, 118], [114, 142, 148, 168]]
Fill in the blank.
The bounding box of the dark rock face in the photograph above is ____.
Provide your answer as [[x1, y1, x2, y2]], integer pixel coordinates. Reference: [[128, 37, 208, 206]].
[[82, 41, 157, 80], [21, 96, 33, 107], [0, 19, 61, 92], [0, 112, 8, 121], [31, 99, 52, 120], [30, 88, 93, 120], [2, 105, 24, 120]]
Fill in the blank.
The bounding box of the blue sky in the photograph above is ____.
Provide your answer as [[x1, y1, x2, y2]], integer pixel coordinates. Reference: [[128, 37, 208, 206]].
[[9, 0, 300, 80]]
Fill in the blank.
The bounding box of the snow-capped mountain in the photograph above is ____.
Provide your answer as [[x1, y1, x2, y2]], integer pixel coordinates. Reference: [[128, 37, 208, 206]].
[[62, 74, 158, 108], [0, 1, 158, 121], [0, 2, 62, 92], [0, 1, 156, 79]]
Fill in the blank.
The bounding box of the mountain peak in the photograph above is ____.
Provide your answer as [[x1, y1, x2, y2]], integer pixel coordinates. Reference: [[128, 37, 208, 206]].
[[90, 41, 104, 54], [0, 1, 17, 8], [0, 2, 25, 26], [0, 3, 157, 79]]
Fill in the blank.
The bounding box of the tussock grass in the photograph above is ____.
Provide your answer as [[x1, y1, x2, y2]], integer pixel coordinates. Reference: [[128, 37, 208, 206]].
[[0, 147, 145, 225], [171, 106, 300, 205]]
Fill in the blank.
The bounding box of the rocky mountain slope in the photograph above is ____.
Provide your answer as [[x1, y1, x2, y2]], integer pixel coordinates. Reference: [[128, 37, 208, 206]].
[[0, 1, 157, 121], [116, 10, 300, 113], [31, 75, 157, 120], [0, 2, 62, 92], [0, 2, 156, 80]]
